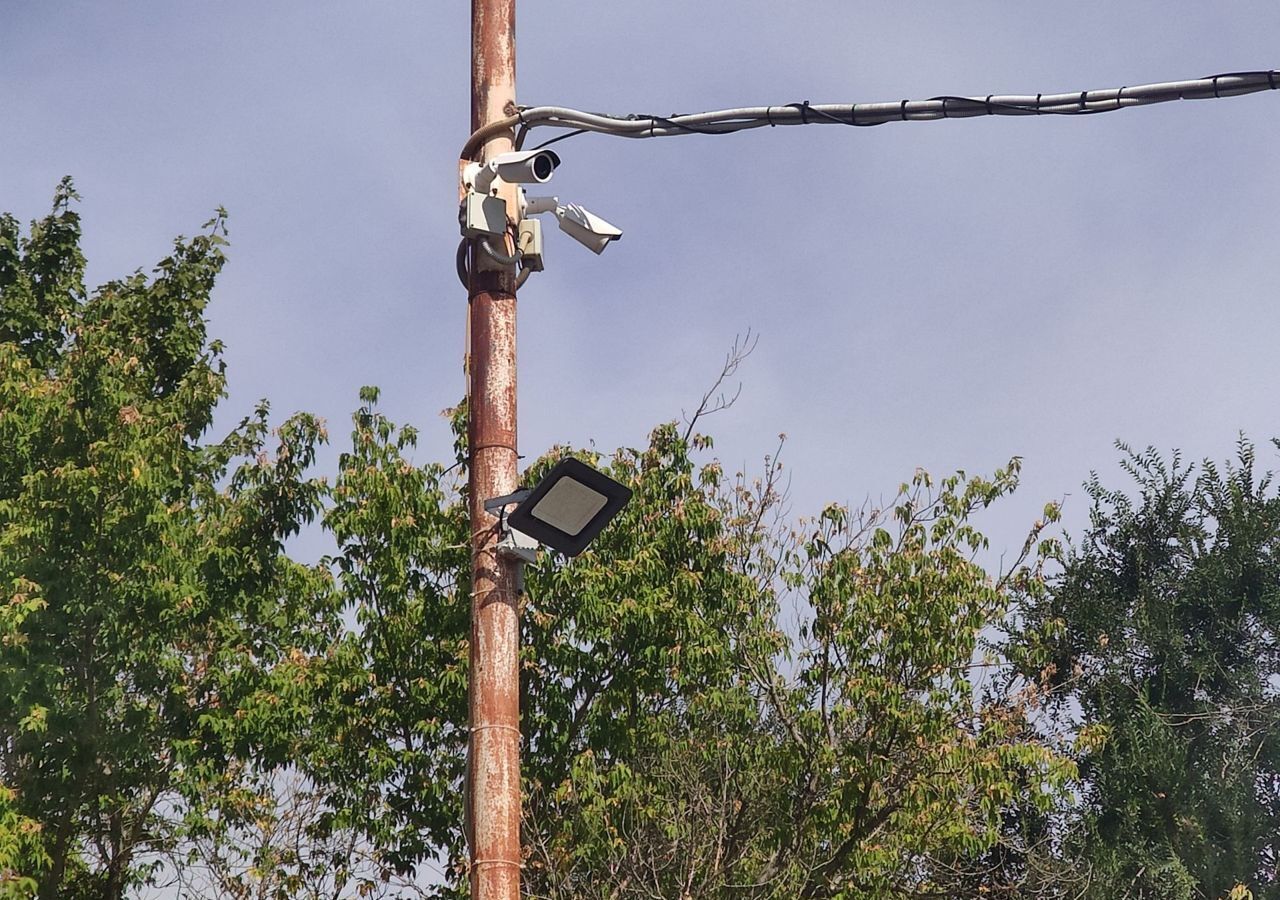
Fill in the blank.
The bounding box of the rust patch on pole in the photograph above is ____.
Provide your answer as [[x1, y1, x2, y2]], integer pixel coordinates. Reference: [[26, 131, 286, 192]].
[[467, 0, 521, 898], [471, 0, 515, 137]]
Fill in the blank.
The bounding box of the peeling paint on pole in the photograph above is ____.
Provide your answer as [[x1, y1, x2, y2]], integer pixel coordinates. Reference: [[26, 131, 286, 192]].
[[466, 0, 522, 898], [471, 0, 515, 136]]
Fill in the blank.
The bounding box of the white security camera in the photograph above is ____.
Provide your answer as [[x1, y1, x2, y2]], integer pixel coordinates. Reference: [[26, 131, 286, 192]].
[[555, 203, 622, 254], [466, 150, 560, 194], [521, 196, 623, 255]]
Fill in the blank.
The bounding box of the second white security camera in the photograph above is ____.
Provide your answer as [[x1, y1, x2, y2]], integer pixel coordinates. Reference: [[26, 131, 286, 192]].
[[466, 150, 560, 194], [524, 196, 622, 254], [556, 203, 622, 254]]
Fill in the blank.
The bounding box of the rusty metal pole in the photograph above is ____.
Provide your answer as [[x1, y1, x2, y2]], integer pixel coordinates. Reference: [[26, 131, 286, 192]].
[[465, 0, 521, 898]]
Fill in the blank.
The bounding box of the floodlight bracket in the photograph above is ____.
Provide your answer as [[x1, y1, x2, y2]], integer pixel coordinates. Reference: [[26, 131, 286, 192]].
[[484, 489, 531, 514], [484, 489, 540, 564]]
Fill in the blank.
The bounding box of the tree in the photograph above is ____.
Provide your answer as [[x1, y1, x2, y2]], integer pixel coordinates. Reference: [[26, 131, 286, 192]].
[[522, 454, 1074, 899], [1, 181, 1076, 897], [169, 769, 437, 900], [0, 785, 46, 898], [308, 388, 1075, 898], [0, 181, 340, 898], [1016, 441, 1280, 899]]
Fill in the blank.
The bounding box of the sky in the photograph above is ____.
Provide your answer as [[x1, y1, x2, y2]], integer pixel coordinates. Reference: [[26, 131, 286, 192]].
[[3, 0, 1279, 565]]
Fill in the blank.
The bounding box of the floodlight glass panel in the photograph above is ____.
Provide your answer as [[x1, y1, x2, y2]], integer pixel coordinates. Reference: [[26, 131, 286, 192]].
[[530, 478, 609, 535], [506, 457, 633, 556]]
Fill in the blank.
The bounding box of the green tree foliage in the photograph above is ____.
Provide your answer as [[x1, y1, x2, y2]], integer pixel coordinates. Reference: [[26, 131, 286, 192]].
[[0, 785, 46, 898], [305, 387, 471, 883], [0, 182, 339, 898], [310, 394, 1075, 898], [1, 182, 1076, 898], [526, 457, 1074, 899], [1017, 441, 1280, 899]]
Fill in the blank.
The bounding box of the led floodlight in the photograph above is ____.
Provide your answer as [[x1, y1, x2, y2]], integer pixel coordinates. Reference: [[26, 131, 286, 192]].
[[506, 458, 632, 557]]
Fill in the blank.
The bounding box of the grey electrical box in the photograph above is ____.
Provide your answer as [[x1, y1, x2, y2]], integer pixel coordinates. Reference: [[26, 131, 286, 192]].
[[461, 193, 507, 238], [517, 218, 544, 271]]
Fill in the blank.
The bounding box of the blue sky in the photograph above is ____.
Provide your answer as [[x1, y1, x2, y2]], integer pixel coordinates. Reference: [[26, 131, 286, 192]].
[[4, 1, 1279, 562]]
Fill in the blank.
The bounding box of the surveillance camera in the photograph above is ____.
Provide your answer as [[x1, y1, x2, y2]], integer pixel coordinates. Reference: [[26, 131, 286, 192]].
[[556, 202, 622, 255], [496, 149, 559, 184], [521, 195, 622, 255], [467, 150, 560, 194]]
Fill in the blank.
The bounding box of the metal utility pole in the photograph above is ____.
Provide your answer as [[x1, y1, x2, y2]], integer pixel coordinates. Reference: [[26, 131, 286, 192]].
[[465, 0, 521, 898]]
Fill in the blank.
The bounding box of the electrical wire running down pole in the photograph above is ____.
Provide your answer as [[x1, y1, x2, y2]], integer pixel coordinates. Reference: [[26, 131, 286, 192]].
[[465, 0, 522, 898], [459, 69, 1279, 158]]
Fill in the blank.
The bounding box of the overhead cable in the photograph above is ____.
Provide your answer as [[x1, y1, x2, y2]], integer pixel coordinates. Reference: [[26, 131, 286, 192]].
[[461, 70, 1279, 160]]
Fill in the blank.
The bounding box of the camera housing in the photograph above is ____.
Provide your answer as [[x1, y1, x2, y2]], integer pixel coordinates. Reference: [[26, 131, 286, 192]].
[[466, 150, 561, 194], [555, 203, 622, 255], [520, 195, 623, 255]]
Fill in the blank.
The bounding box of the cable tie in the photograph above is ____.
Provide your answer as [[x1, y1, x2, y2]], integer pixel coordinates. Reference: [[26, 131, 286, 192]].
[[849, 104, 857, 125], [900, 99, 909, 121], [940, 97, 949, 119], [1034, 93, 1042, 114], [766, 106, 775, 126], [1115, 86, 1125, 111], [1079, 90, 1088, 111], [1212, 75, 1221, 98], [985, 94, 994, 115], [784, 102, 808, 124]]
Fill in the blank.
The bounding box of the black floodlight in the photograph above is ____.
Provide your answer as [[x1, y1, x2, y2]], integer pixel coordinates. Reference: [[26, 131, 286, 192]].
[[506, 457, 632, 557]]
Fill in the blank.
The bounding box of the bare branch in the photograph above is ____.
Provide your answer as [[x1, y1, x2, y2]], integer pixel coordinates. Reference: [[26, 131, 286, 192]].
[[682, 330, 759, 442]]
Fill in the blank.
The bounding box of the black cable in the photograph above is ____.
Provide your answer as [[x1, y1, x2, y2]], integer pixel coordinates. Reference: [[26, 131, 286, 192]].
[[927, 95, 1109, 117], [456, 239, 471, 289], [640, 113, 729, 136], [527, 128, 589, 151], [788, 102, 851, 127]]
